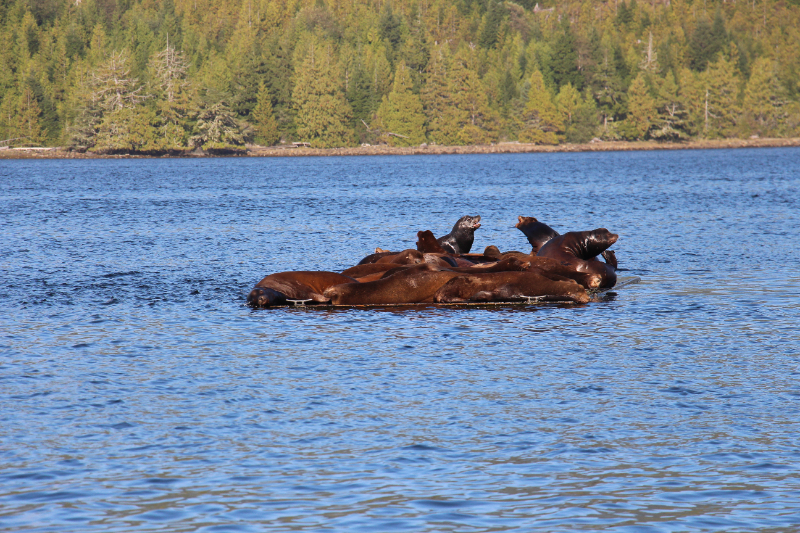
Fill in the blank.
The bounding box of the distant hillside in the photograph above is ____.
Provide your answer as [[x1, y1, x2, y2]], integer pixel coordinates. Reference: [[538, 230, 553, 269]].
[[1, 0, 799, 152]]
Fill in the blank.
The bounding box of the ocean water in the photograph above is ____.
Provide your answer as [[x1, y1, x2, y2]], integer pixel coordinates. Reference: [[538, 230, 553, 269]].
[[1, 149, 799, 532]]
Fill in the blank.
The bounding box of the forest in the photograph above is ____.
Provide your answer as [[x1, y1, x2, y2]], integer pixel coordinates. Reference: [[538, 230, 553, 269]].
[[1, 0, 799, 152]]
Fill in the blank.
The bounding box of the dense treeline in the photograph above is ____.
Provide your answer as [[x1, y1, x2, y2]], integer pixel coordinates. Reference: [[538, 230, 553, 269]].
[[1, 0, 799, 152]]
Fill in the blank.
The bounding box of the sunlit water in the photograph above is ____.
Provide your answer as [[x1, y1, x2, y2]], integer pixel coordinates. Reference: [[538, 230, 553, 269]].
[[1, 149, 799, 532]]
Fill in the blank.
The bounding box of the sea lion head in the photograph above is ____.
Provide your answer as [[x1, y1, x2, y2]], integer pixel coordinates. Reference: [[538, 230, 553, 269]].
[[453, 215, 481, 232], [247, 287, 286, 308], [584, 228, 619, 257]]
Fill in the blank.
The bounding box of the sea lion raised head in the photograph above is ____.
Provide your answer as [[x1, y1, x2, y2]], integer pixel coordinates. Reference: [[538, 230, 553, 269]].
[[436, 215, 481, 254], [515, 215, 560, 254]]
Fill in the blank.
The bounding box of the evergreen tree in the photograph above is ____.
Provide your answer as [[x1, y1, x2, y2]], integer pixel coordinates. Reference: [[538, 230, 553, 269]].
[[292, 37, 355, 148], [550, 19, 583, 90], [421, 45, 463, 145], [651, 70, 688, 141], [374, 61, 426, 146], [519, 69, 562, 144], [742, 57, 778, 135], [150, 43, 194, 150], [15, 86, 47, 146], [251, 82, 281, 146], [556, 82, 581, 127], [703, 56, 740, 138], [190, 101, 246, 150], [565, 88, 600, 144], [619, 73, 656, 140], [451, 51, 498, 145]]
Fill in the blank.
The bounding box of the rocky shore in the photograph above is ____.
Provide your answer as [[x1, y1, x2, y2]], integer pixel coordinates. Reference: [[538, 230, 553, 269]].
[[2, 137, 800, 160]]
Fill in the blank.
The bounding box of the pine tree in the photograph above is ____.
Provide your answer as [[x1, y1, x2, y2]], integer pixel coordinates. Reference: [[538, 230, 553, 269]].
[[565, 88, 600, 144], [519, 69, 562, 144], [293, 36, 355, 148], [703, 56, 740, 138], [556, 82, 581, 127], [150, 43, 194, 151], [619, 73, 656, 140], [742, 57, 778, 135], [651, 70, 688, 141], [374, 61, 426, 146], [421, 45, 464, 145], [251, 82, 281, 146], [450, 51, 497, 145], [15, 86, 47, 146], [550, 19, 583, 90], [190, 101, 246, 151]]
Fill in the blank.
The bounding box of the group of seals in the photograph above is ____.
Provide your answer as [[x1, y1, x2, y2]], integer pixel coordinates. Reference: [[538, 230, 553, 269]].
[[247, 214, 619, 307]]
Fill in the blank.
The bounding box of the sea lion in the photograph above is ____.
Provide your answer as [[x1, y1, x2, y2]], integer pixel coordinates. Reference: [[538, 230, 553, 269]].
[[515, 215, 560, 254], [247, 271, 356, 307], [323, 263, 462, 305], [434, 271, 590, 304], [341, 263, 406, 278], [536, 229, 619, 288], [356, 251, 397, 265], [416, 230, 448, 254], [375, 249, 426, 265], [437, 215, 481, 254]]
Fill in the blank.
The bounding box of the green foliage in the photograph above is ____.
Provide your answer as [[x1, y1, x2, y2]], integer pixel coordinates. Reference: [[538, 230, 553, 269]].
[[252, 82, 281, 146], [1, 0, 799, 152], [519, 69, 562, 144], [619, 73, 656, 140], [292, 36, 354, 148], [374, 61, 426, 146]]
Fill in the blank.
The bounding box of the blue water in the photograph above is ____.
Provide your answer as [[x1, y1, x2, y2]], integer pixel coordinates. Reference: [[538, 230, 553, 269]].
[[1, 149, 799, 532]]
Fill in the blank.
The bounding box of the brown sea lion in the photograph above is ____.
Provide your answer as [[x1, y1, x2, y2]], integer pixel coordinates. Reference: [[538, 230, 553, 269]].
[[434, 271, 589, 304], [341, 263, 406, 278], [416, 230, 448, 254], [537, 229, 619, 288], [437, 215, 481, 254], [247, 271, 356, 307], [356, 251, 397, 265], [375, 249, 426, 265], [323, 263, 462, 305], [515, 215, 560, 254]]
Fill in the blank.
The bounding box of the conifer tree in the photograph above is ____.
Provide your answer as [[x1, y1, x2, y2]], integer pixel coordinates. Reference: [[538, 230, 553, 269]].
[[374, 61, 426, 146], [565, 88, 599, 144], [550, 19, 583, 90], [651, 70, 688, 140], [190, 101, 246, 150], [703, 56, 740, 138], [742, 57, 778, 135], [15, 86, 48, 146], [450, 51, 497, 145], [421, 45, 464, 145], [518, 69, 562, 144], [620, 73, 656, 140], [251, 82, 281, 146], [556, 82, 581, 127], [150, 43, 193, 150], [293, 36, 355, 148]]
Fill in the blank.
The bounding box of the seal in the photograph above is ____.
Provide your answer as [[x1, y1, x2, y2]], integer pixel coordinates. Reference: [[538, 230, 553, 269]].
[[515, 215, 560, 254], [376, 249, 425, 265], [323, 263, 462, 305], [247, 271, 356, 307], [416, 230, 448, 254], [437, 215, 481, 254], [434, 271, 589, 304], [536, 229, 619, 288]]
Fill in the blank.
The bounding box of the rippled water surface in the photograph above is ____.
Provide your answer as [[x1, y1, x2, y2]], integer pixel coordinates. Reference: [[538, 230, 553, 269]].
[[2, 149, 800, 532]]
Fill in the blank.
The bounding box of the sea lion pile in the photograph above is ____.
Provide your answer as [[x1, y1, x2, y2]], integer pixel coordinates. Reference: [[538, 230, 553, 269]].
[[247, 215, 619, 307]]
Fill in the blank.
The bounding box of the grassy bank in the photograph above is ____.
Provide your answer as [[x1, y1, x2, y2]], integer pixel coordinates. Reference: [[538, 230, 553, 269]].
[[2, 138, 800, 160]]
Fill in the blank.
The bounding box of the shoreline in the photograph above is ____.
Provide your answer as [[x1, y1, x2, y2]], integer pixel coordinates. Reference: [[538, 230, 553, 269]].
[[2, 137, 799, 159]]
